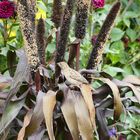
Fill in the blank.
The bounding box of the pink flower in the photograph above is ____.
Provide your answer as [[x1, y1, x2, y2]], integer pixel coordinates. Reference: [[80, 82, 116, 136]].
[[92, 0, 105, 8], [0, 0, 15, 18]]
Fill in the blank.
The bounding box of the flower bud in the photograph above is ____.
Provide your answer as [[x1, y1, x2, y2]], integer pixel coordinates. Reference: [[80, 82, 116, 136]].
[[0, 0, 15, 18], [92, 0, 105, 9], [75, 0, 90, 39], [36, 17, 46, 65], [51, 0, 63, 28]]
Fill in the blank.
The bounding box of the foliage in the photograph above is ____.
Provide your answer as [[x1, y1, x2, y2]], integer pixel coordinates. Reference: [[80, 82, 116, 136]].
[[0, 0, 140, 140]]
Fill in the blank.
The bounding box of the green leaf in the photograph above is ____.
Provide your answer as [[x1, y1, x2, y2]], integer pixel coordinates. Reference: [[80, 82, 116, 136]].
[[47, 43, 55, 53], [37, 1, 47, 12], [107, 41, 128, 64], [111, 28, 124, 42], [0, 54, 7, 72], [123, 18, 130, 27], [110, 41, 124, 52], [126, 28, 137, 41], [123, 11, 139, 19], [103, 65, 125, 77], [122, 65, 134, 77]]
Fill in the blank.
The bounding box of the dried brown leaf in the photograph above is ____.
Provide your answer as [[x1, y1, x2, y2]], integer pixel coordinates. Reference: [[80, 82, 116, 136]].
[[61, 90, 79, 140], [95, 78, 123, 120], [74, 93, 93, 140], [43, 90, 56, 140], [113, 79, 140, 103], [80, 84, 96, 130], [123, 75, 140, 86], [25, 91, 45, 137], [17, 110, 33, 140]]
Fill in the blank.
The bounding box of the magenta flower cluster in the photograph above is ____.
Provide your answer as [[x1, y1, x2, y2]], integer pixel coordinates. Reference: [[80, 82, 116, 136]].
[[0, 0, 15, 18], [92, 0, 105, 8]]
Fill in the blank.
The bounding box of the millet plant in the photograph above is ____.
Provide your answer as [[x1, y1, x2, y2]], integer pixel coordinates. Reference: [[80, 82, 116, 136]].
[[0, 0, 140, 140]]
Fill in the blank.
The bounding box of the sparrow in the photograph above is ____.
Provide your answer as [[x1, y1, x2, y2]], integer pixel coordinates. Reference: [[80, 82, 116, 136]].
[[57, 62, 88, 85]]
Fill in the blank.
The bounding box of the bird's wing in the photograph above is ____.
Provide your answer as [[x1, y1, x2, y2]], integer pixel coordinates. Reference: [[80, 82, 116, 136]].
[[70, 70, 88, 84]]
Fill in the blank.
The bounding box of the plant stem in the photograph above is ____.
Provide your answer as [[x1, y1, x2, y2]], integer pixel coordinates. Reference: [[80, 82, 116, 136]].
[[76, 42, 80, 71], [56, 28, 60, 49], [3, 19, 8, 47]]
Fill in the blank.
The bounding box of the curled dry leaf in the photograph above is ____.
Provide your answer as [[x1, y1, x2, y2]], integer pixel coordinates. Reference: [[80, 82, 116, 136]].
[[61, 90, 79, 140], [17, 110, 33, 140], [43, 90, 56, 140], [94, 78, 123, 120], [113, 79, 140, 103], [80, 84, 96, 130], [99, 72, 140, 103], [123, 75, 140, 86], [24, 91, 45, 137], [127, 106, 140, 114], [74, 93, 93, 140]]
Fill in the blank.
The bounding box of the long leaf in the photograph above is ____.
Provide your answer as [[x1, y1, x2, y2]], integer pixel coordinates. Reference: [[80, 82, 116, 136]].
[[113, 79, 140, 103], [25, 91, 45, 137], [43, 90, 56, 140], [17, 110, 33, 140], [123, 75, 140, 86], [80, 84, 96, 130], [74, 93, 93, 140], [94, 78, 123, 120], [61, 90, 79, 140], [0, 97, 25, 134], [5, 49, 30, 106]]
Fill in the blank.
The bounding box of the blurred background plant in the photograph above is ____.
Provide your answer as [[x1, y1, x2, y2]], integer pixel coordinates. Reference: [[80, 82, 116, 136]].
[[0, 0, 140, 140]]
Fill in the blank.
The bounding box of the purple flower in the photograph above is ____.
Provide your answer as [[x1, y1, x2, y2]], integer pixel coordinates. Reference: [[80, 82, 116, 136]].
[[92, 0, 105, 8], [108, 127, 117, 137], [0, 0, 15, 18]]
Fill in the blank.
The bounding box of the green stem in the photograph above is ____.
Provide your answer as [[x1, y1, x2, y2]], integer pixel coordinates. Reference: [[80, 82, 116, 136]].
[[3, 19, 8, 47]]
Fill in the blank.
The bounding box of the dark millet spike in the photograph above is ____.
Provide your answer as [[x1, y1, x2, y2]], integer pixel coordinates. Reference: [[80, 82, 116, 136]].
[[51, 0, 63, 28], [75, 0, 90, 39], [27, 0, 36, 29], [18, 0, 39, 70], [55, 0, 76, 79], [36, 17, 46, 65], [86, 1, 121, 70]]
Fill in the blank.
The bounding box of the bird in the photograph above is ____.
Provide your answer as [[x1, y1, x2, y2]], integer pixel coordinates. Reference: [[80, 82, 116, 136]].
[[57, 61, 88, 86]]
